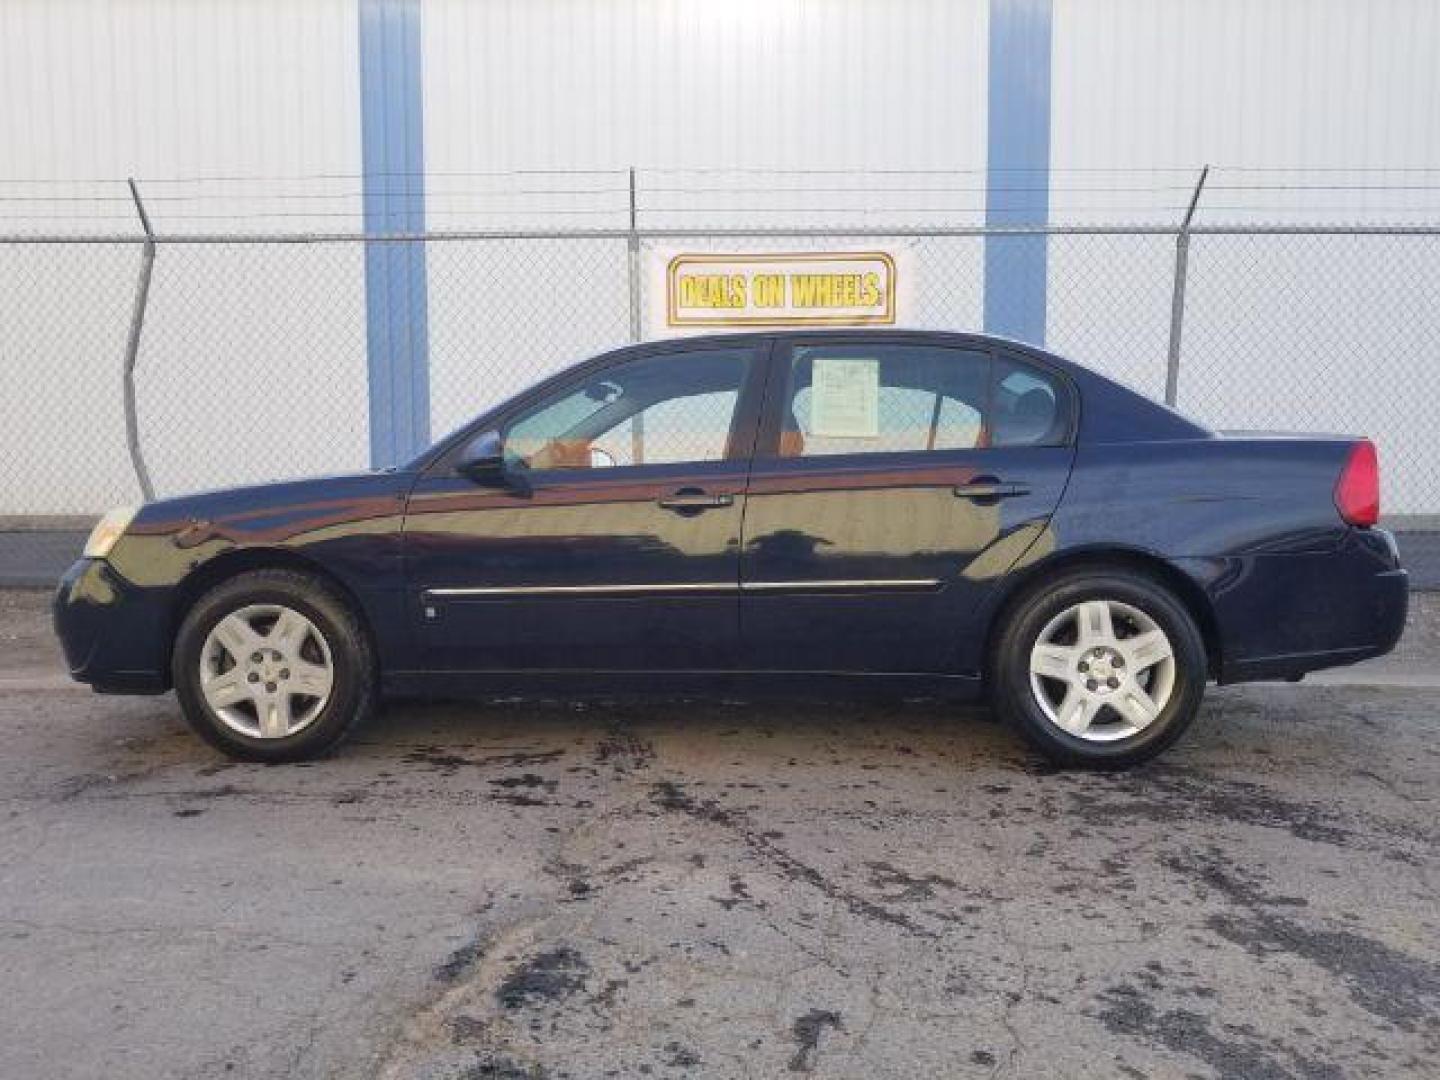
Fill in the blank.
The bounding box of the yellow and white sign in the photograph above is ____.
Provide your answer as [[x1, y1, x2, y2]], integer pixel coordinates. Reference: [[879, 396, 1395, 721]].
[[650, 250, 908, 335]]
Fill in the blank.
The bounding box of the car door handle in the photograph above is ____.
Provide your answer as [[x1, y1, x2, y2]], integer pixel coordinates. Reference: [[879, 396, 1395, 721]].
[[657, 489, 735, 512], [953, 481, 1030, 501]]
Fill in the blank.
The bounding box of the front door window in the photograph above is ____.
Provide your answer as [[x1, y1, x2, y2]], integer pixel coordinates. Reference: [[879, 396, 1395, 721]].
[[503, 348, 753, 471]]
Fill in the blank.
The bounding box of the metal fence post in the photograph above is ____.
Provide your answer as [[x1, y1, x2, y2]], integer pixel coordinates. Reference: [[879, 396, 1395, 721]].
[[627, 166, 642, 342], [122, 177, 156, 501], [1164, 165, 1209, 407]]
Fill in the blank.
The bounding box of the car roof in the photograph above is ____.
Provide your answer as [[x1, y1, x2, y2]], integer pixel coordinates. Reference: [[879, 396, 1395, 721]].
[[644, 327, 1037, 348], [631, 326, 1065, 361]]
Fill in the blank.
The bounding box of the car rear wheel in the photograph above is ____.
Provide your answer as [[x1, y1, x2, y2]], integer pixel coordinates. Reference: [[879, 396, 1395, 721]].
[[172, 569, 376, 761], [991, 569, 1207, 768]]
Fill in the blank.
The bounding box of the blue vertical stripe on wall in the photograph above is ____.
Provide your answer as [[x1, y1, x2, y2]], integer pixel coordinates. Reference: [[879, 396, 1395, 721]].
[[984, 0, 1053, 345], [359, 0, 429, 466]]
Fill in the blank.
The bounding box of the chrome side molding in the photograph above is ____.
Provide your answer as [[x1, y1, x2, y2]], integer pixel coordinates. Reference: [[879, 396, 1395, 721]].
[[425, 582, 734, 597], [425, 578, 941, 599], [739, 579, 940, 592]]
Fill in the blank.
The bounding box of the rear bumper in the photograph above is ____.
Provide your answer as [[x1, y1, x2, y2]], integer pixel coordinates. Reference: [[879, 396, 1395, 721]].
[[1218, 568, 1408, 683], [1183, 529, 1409, 684], [53, 558, 170, 694]]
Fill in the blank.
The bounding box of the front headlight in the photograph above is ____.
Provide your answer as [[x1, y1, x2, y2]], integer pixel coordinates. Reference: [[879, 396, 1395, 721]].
[[83, 506, 138, 559]]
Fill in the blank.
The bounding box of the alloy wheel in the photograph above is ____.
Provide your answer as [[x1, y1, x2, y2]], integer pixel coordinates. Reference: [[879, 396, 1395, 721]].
[[1028, 598, 1176, 742], [198, 604, 334, 739]]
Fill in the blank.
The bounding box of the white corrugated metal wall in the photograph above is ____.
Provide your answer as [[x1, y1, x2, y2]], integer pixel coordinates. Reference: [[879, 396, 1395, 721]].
[[1053, 0, 1440, 182], [423, 0, 988, 175], [0, 0, 366, 512], [1, 0, 1438, 511], [1048, 0, 1440, 511], [0, 0, 360, 210]]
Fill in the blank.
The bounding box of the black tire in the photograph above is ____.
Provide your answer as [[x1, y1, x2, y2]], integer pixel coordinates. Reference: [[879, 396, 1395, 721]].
[[990, 568, 1208, 769], [172, 569, 377, 762]]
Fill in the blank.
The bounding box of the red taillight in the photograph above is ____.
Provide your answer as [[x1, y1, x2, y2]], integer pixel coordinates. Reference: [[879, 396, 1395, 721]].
[[1335, 439, 1380, 527]]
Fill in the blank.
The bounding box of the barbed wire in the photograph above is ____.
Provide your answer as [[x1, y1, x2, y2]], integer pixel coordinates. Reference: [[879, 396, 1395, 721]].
[[3, 168, 1440, 235]]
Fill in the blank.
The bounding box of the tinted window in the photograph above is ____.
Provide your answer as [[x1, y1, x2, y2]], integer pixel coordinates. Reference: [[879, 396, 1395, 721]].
[[777, 344, 990, 458], [991, 357, 1068, 447], [503, 348, 752, 470]]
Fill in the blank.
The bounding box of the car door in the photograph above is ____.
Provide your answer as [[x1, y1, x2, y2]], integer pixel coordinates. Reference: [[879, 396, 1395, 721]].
[[403, 340, 767, 671], [739, 335, 1076, 675]]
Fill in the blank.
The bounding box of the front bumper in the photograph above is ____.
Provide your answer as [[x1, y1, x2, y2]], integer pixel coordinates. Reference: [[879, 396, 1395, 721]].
[[53, 558, 170, 693]]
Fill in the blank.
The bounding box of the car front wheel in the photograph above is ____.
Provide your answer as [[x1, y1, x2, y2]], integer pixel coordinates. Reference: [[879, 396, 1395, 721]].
[[172, 569, 376, 761], [991, 569, 1208, 768]]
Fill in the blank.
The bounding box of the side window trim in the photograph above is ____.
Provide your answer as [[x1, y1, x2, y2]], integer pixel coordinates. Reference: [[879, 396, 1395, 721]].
[[722, 336, 775, 464]]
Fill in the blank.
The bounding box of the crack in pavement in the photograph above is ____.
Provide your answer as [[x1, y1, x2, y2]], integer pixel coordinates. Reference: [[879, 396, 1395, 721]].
[[649, 779, 934, 939]]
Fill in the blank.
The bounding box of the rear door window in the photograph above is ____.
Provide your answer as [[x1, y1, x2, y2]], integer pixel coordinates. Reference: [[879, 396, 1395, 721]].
[[771, 342, 1072, 457], [776, 343, 991, 458]]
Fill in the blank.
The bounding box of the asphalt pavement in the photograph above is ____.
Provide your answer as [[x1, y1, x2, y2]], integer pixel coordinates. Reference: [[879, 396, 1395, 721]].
[[1, 589, 1437, 1079]]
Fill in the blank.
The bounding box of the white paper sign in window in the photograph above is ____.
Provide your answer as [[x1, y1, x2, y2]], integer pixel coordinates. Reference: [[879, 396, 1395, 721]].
[[810, 357, 879, 438]]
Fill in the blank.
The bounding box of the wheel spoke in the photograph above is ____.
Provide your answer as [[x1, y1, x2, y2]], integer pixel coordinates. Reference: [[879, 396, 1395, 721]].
[[258, 693, 293, 739], [212, 613, 260, 660], [1030, 643, 1074, 681], [203, 672, 251, 709], [1125, 630, 1173, 671], [290, 659, 333, 699], [1055, 690, 1094, 736], [1075, 601, 1115, 648], [267, 608, 309, 656], [1113, 683, 1161, 730]]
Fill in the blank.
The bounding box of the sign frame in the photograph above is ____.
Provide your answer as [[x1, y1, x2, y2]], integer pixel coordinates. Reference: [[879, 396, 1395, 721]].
[[662, 250, 900, 330]]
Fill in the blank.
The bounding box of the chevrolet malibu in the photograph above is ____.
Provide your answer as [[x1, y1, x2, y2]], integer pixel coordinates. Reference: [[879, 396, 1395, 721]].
[[55, 331, 1408, 767]]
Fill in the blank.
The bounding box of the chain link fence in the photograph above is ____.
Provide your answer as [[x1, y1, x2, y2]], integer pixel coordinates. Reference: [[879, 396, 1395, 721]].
[[1180, 230, 1440, 517], [2, 221, 1438, 518]]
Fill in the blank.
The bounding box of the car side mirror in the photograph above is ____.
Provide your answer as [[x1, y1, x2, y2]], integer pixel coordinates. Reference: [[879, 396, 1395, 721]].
[[455, 430, 508, 485]]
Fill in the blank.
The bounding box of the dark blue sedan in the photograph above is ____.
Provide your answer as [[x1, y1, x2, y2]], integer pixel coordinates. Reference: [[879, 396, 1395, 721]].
[[54, 331, 1408, 766]]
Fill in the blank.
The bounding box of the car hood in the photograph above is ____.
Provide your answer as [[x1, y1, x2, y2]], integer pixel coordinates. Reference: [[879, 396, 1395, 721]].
[[130, 469, 418, 536]]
